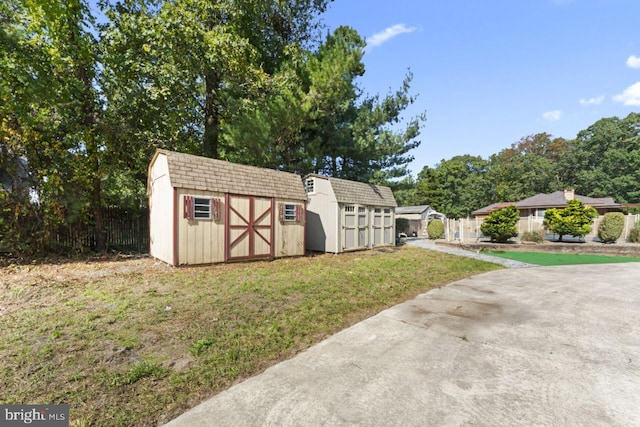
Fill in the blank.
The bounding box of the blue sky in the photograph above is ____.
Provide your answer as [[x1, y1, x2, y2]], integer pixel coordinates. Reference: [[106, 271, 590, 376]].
[[321, 0, 640, 174]]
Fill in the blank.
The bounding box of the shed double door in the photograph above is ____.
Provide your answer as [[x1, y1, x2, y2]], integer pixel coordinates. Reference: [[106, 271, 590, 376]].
[[342, 205, 369, 251], [226, 195, 274, 260]]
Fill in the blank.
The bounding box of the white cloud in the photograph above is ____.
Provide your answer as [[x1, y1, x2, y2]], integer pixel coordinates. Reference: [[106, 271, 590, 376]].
[[365, 24, 417, 52], [579, 95, 604, 106], [542, 110, 563, 121], [626, 55, 640, 69], [613, 82, 640, 106]]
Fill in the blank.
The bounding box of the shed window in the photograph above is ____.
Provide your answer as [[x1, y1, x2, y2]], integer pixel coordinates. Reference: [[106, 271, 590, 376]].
[[184, 196, 223, 221], [279, 203, 304, 223], [358, 207, 366, 213], [284, 204, 296, 221], [194, 198, 211, 219], [384, 208, 391, 214], [345, 205, 355, 213], [305, 178, 315, 193]]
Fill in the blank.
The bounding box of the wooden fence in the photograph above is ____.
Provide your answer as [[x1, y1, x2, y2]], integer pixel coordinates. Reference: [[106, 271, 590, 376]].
[[52, 207, 149, 253], [445, 214, 640, 243]]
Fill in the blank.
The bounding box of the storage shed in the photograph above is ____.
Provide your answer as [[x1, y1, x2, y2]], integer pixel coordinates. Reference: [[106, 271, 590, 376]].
[[395, 205, 446, 237], [303, 174, 397, 253], [148, 150, 306, 265]]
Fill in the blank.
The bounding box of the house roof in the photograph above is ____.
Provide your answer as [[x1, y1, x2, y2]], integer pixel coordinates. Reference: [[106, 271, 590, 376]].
[[395, 205, 432, 215], [472, 191, 621, 216], [151, 149, 306, 200], [305, 174, 397, 208], [516, 191, 619, 209], [472, 202, 517, 216]]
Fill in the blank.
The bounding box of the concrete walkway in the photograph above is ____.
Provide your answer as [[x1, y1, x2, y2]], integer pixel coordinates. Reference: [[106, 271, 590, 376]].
[[165, 261, 640, 426], [406, 238, 535, 268]]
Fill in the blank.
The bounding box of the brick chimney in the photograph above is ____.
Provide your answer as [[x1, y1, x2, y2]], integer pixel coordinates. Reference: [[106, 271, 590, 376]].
[[564, 189, 575, 201]]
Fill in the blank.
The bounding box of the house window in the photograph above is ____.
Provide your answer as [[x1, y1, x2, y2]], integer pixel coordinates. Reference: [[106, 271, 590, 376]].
[[305, 178, 315, 193]]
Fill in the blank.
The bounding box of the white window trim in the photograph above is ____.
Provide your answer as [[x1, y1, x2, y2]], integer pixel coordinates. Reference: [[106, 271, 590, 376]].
[[284, 204, 297, 222], [193, 197, 212, 219], [305, 178, 315, 194]]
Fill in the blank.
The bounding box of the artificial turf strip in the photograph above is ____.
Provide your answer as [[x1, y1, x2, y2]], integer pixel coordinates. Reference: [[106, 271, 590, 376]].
[[486, 251, 640, 266]]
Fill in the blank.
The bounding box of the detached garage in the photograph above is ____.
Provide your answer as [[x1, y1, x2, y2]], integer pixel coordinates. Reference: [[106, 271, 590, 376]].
[[148, 150, 306, 265], [303, 174, 397, 253]]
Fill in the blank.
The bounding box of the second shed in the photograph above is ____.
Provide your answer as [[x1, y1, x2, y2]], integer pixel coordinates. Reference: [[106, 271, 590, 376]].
[[303, 174, 397, 253]]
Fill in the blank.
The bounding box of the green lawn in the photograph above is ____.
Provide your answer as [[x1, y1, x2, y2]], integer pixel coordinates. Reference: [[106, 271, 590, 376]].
[[0, 247, 500, 426], [486, 250, 640, 266]]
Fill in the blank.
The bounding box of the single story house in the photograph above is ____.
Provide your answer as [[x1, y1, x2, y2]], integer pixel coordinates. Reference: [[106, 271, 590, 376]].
[[303, 174, 397, 253], [395, 205, 446, 236], [147, 149, 306, 265], [472, 189, 622, 219]]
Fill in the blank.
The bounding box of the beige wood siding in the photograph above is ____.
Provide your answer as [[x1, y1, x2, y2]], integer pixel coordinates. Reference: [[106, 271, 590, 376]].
[[395, 213, 422, 221], [148, 154, 174, 264], [177, 189, 225, 265], [274, 199, 305, 257]]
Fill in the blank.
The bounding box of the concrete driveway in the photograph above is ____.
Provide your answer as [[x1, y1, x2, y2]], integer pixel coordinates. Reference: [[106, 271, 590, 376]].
[[165, 262, 640, 426]]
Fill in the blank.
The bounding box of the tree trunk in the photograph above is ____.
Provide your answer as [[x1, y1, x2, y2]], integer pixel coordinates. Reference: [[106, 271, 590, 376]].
[[204, 70, 220, 158], [70, 4, 104, 251]]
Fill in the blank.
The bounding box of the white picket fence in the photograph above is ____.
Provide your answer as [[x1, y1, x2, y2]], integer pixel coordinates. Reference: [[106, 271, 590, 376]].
[[445, 214, 640, 243]]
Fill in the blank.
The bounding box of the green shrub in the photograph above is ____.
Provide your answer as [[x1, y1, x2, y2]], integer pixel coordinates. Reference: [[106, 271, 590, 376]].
[[598, 212, 625, 243], [521, 230, 544, 243], [480, 205, 519, 243], [426, 219, 444, 239], [543, 199, 598, 241], [629, 221, 640, 243]]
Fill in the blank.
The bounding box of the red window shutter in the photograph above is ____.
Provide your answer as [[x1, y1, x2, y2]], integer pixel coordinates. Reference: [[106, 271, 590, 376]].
[[279, 203, 284, 222], [212, 198, 219, 221], [296, 204, 303, 223], [184, 196, 194, 219], [212, 198, 224, 222]]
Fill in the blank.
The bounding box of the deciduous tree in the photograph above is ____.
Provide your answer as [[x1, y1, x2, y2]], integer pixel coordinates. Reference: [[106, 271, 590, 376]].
[[1, 0, 107, 249], [562, 113, 640, 203], [488, 133, 568, 202], [414, 155, 490, 218]]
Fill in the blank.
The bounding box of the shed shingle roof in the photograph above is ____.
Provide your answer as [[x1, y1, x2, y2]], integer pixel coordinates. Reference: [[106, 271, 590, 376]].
[[154, 150, 306, 200], [306, 174, 397, 207], [395, 205, 432, 215]]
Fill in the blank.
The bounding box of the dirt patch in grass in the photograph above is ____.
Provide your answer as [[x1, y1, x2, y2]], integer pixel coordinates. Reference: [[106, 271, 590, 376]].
[[0, 247, 501, 426]]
